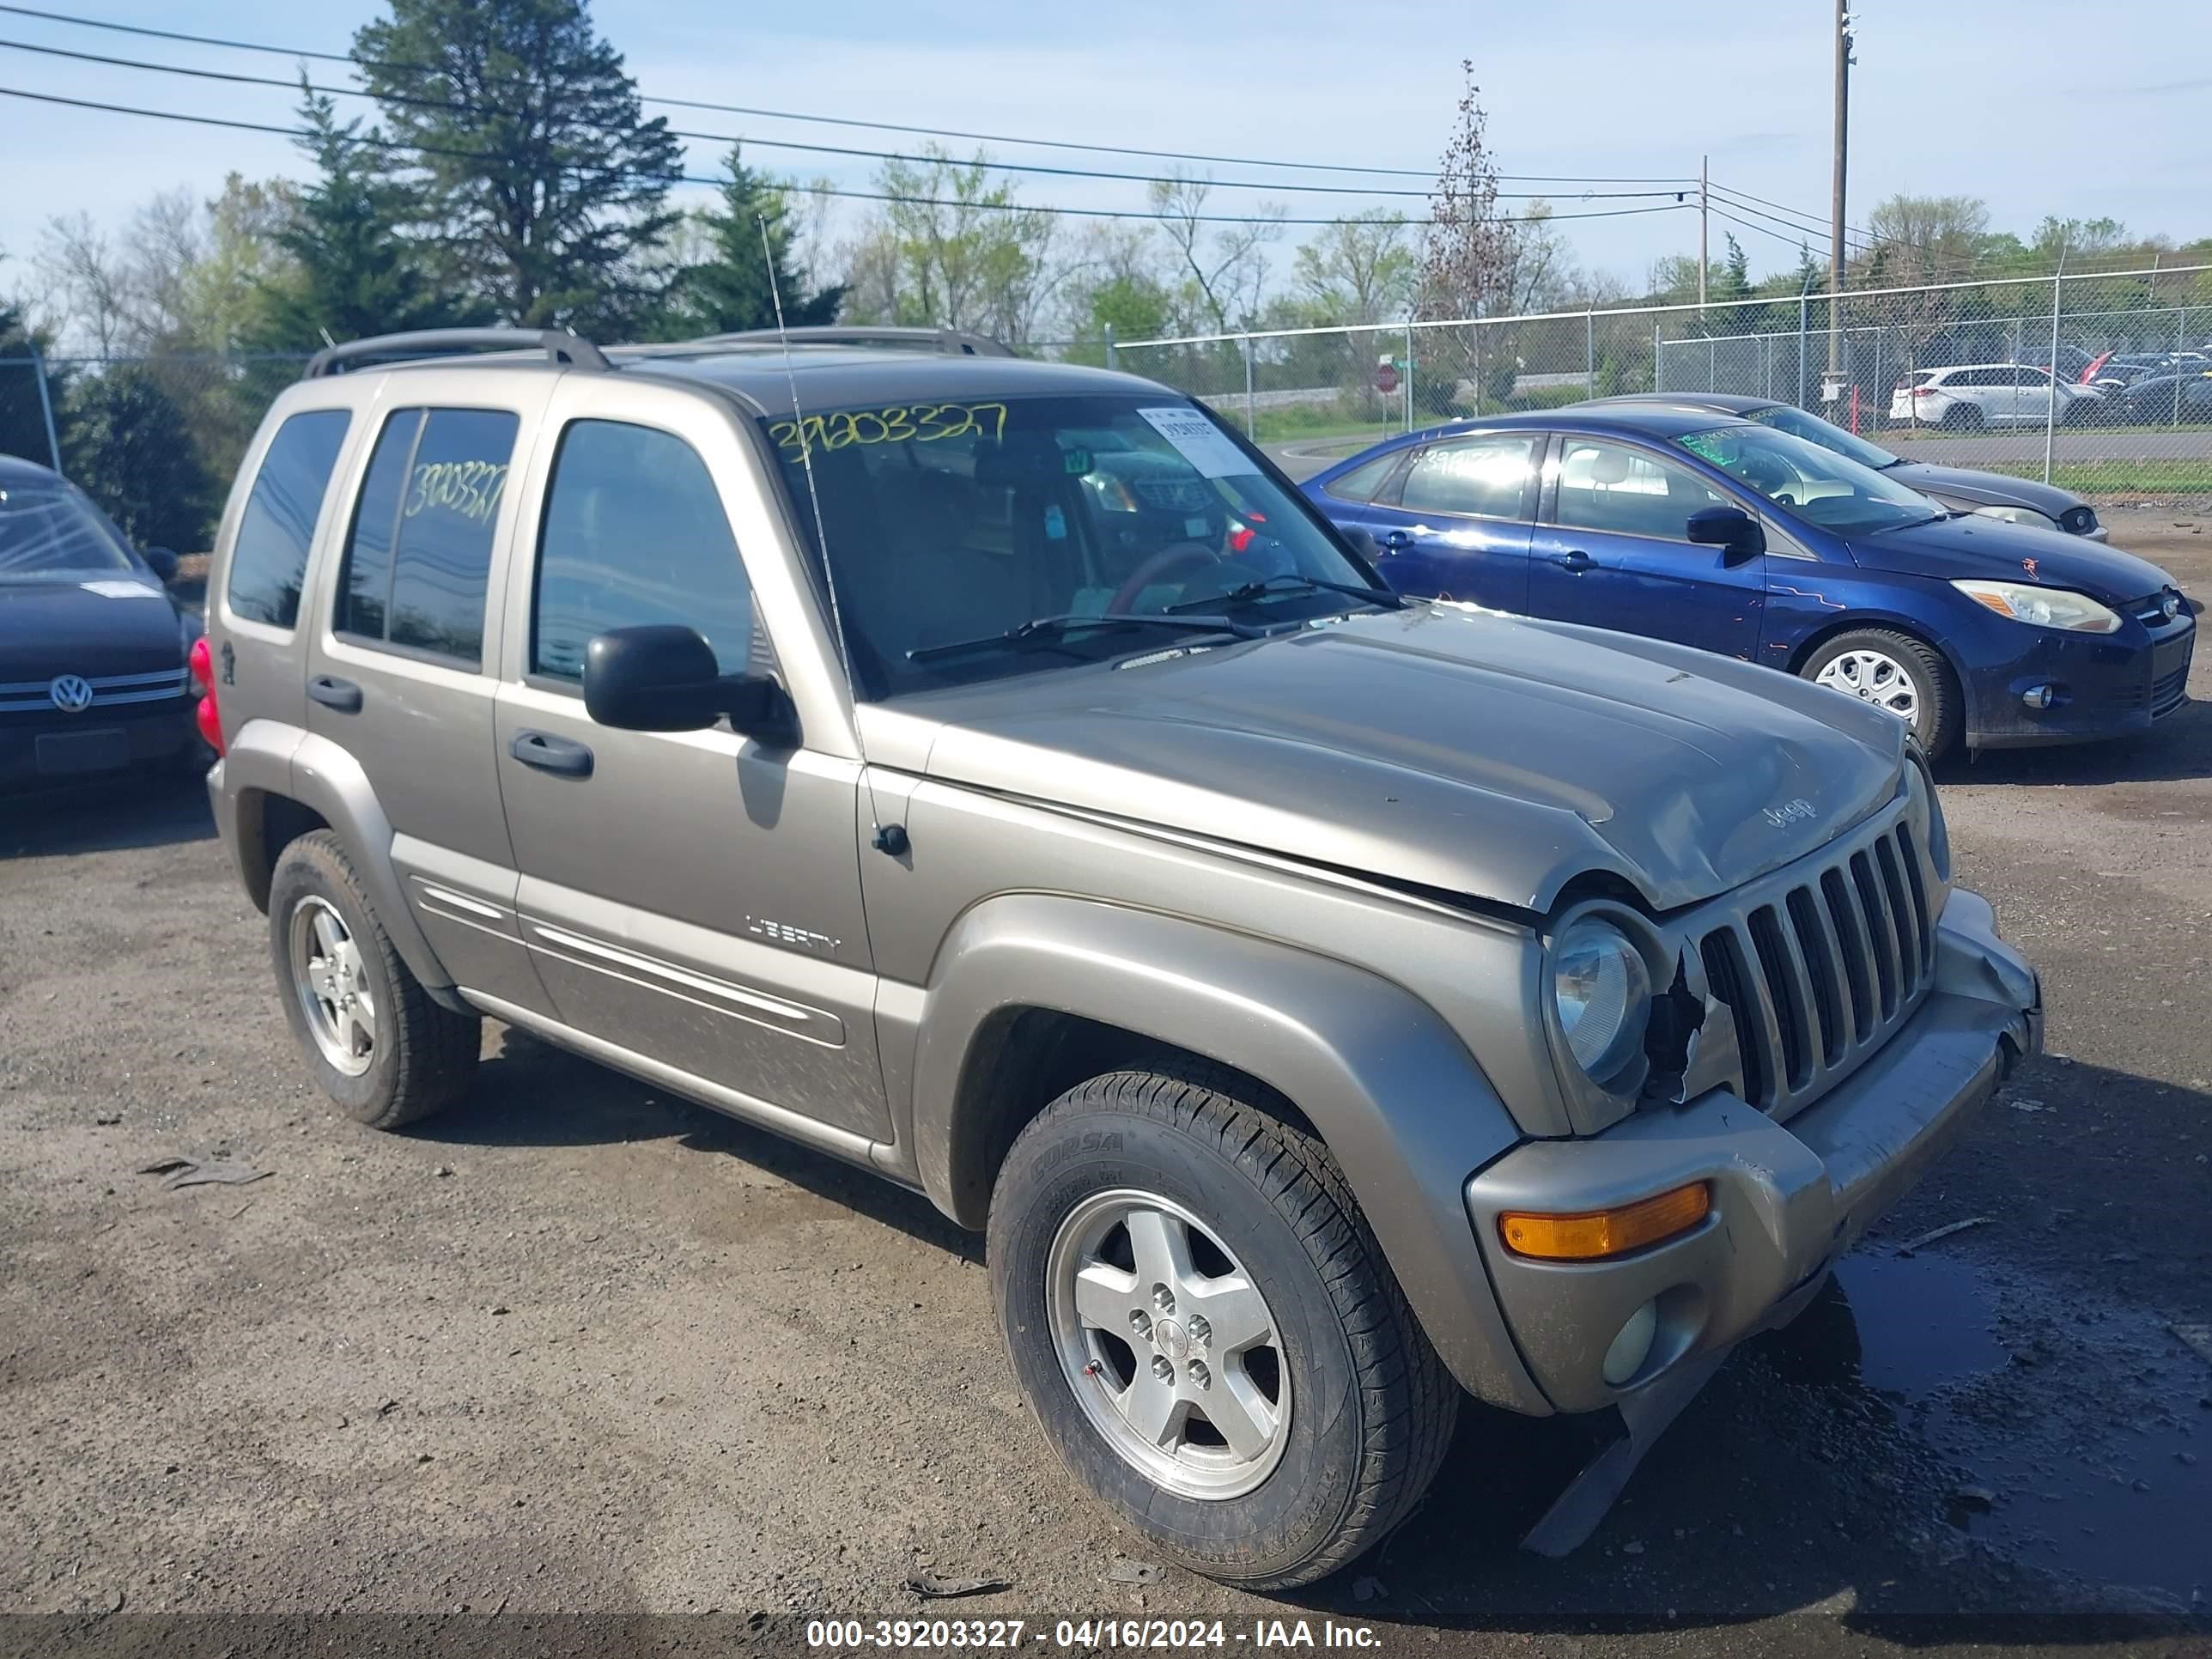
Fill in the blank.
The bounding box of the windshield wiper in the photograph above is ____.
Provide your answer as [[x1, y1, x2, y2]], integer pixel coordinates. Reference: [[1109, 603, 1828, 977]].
[[907, 611, 1261, 663], [1164, 574, 1405, 614]]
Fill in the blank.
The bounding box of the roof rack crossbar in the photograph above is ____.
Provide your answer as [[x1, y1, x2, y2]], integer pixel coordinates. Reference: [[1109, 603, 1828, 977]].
[[692, 325, 1015, 359], [302, 328, 611, 380]]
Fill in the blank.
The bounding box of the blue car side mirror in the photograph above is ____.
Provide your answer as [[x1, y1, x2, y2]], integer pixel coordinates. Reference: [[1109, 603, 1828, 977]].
[[143, 546, 180, 581], [1685, 507, 1764, 562]]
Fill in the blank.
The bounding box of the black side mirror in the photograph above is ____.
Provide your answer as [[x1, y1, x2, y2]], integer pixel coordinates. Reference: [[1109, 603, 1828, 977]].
[[1685, 506, 1765, 562], [582, 624, 794, 743], [142, 546, 179, 581]]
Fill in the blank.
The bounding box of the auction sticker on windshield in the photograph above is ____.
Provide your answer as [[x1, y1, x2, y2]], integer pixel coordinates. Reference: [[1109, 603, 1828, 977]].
[[1139, 405, 1256, 478]]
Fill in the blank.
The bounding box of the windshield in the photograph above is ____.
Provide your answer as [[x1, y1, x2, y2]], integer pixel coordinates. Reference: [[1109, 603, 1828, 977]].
[[764, 394, 1382, 696], [0, 479, 139, 582], [1742, 403, 1899, 470], [1676, 423, 1944, 537]]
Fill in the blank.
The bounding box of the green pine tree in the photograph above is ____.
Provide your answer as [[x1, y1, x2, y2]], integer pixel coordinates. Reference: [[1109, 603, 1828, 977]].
[[246, 88, 487, 354], [67, 367, 216, 551], [662, 149, 842, 337], [353, 0, 683, 332], [0, 291, 69, 469]]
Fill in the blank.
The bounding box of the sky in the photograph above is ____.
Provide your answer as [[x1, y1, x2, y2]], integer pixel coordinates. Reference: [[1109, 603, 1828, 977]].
[[1, 0, 2207, 320]]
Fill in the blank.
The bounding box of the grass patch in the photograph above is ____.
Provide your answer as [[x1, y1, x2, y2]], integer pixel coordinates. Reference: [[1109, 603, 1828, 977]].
[[2050, 466, 2212, 496], [1939, 459, 2212, 495]]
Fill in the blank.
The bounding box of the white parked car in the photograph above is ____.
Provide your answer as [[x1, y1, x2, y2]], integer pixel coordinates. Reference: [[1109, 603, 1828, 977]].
[[1889, 364, 2103, 428]]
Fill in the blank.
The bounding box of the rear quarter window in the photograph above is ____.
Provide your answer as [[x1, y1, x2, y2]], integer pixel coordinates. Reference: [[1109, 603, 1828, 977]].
[[225, 410, 352, 629], [1324, 453, 1402, 503]]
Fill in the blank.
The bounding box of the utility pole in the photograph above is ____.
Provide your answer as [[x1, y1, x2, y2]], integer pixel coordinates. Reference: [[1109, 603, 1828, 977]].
[[1829, 1, 1853, 380], [1698, 154, 1709, 316]]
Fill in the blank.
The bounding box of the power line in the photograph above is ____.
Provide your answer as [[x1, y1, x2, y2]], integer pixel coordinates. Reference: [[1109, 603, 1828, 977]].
[[0, 83, 1698, 230], [0, 2, 1698, 189], [1705, 203, 1828, 258], [1705, 187, 1874, 254], [1710, 179, 1873, 244], [0, 35, 1687, 204]]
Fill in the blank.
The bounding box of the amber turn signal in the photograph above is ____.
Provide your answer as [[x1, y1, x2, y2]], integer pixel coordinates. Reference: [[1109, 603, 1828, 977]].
[[1498, 1182, 1711, 1261]]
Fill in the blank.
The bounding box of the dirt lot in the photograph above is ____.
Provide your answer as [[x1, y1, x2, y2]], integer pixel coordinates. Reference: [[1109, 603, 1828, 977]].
[[3, 510, 2209, 1657]]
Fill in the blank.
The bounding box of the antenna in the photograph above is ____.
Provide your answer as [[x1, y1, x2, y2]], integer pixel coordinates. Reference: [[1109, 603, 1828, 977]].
[[758, 216, 904, 856]]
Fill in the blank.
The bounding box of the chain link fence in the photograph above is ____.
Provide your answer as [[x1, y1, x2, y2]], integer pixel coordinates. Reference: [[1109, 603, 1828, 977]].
[[1115, 264, 2212, 504], [2, 350, 317, 550]]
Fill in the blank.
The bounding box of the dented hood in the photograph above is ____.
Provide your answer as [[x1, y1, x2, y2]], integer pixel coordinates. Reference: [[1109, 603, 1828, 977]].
[[891, 606, 1905, 913], [1846, 515, 2176, 605]]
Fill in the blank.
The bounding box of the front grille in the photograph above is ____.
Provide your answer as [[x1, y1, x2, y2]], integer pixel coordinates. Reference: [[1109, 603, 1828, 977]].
[[0, 667, 190, 714], [1693, 808, 1936, 1117], [2129, 590, 2181, 628], [2152, 659, 2191, 717]]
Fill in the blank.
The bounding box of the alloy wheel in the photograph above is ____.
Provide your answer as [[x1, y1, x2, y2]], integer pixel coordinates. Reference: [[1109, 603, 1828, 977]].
[[289, 896, 376, 1076], [1045, 1188, 1291, 1500]]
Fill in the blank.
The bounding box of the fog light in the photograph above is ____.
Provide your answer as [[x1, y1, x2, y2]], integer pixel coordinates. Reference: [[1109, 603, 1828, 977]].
[[2021, 684, 2057, 711], [1601, 1300, 1658, 1387]]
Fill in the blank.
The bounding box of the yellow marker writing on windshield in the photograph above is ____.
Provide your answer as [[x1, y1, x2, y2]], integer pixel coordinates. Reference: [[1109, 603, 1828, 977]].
[[769, 403, 1009, 459]]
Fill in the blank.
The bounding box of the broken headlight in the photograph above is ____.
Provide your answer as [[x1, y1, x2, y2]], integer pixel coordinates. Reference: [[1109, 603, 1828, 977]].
[[1551, 916, 1653, 1092], [1905, 750, 1951, 882]]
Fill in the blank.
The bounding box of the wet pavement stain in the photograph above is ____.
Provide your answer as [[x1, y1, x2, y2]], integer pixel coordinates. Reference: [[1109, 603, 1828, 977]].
[[1835, 1252, 2010, 1396], [1808, 1249, 2211, 1610]]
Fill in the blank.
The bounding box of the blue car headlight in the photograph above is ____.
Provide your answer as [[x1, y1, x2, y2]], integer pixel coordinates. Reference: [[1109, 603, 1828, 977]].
[[1953, 580, 2122, 634]]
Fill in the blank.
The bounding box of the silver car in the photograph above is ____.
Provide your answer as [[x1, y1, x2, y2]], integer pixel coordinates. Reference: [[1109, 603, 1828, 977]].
[[198, 326, 2040, 1589]]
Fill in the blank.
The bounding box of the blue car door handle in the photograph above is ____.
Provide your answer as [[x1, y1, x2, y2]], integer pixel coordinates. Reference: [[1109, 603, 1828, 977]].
[[509, 729, 595, 778], [1549, 549, 1597, 573], [1381, 529, 1413, 553]]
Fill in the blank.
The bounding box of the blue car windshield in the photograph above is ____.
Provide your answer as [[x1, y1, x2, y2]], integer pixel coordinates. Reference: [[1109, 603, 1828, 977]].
[[1677, 424, 1943, 537], [763, 394, 1379, 698], [0, 480, 138, 581]]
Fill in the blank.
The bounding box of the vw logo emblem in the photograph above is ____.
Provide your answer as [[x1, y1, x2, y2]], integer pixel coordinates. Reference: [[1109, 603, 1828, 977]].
[[2162, 592, 2182, 622], [49, 674, 95, 714]]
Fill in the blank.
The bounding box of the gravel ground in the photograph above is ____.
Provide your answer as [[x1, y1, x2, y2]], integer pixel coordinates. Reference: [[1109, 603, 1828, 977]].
[[2, 510, 2208, 1658]]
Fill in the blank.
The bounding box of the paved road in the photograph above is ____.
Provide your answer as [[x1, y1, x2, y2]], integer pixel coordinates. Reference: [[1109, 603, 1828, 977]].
[[3, 514, 2208, 1655]]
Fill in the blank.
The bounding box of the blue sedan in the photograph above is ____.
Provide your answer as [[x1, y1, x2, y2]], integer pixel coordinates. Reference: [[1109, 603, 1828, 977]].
[[1300, 410, 2195, 755]]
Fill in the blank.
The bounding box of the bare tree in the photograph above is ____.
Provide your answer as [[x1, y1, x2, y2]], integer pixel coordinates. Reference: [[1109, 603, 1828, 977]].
[[1147, 173, 1283, 335], [1417, 63, 1516, 320], [1291, 210, 1414, 324], [38, 215, 131, 355]]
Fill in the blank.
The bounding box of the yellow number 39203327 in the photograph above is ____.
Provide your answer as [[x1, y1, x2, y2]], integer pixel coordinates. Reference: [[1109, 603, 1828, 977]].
[[768, 403, 1008, 458]]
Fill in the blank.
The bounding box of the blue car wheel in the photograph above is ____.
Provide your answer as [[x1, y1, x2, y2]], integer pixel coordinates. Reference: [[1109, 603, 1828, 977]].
[[1801, 628, 1960, 757]]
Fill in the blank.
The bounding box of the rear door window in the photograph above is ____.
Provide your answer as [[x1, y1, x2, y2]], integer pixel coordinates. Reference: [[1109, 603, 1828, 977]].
[[1396, 434, 1540, 520], [335, 407, 519, 667], [225, 409, 351, 629]]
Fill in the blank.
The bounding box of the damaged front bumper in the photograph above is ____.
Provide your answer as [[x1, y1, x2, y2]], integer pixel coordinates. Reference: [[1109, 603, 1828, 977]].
[[1465, 886, 2039, 1419]]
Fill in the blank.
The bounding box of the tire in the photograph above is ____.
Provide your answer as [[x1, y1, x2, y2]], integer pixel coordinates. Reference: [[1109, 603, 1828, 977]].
[[1801, 628, 1960, 757], [267, 830, 480, 1129], [1939, 400, 1984, 431], [988, 1066, 1458, 1589]]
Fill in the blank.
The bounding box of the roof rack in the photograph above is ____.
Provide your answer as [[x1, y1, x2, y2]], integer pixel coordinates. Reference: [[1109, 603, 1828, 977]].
[[694, 325, 1015, 359], [302, 328, 611, 380]]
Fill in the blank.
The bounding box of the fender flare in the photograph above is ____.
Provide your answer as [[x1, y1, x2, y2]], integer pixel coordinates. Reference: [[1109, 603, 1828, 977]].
[[910, 893, 1549, 1413], [225, 720, 456, 994]]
